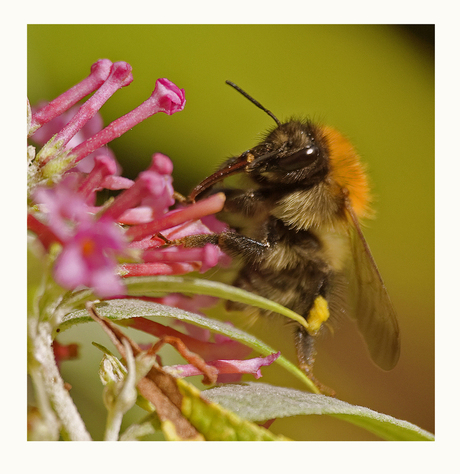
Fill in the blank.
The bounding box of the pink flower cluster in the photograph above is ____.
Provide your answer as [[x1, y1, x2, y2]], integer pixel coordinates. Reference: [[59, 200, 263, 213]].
[[28, 60, 279, 384], [28, 59, 228, 298]]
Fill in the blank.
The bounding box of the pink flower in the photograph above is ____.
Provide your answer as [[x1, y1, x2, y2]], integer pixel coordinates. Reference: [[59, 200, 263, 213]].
[[29, 61, 185, 184], [124, 316, 253, 363], [141, 244, 220, 273], [168, 352, 281, 380], [105, 154, 175, 224], [32, 174, 90, 240], [78, 155, 119, 203], [53, 217, 126, 297], [124, 193, 225, 242], [30, 103, 117, 174], [68, 78, 185, 167], [28, 59, 227, 297], [29, 59, 113, 136], [35, 62, 133, 169]]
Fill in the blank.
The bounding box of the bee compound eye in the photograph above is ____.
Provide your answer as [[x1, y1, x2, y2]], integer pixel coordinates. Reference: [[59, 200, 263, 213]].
[[278, 145, 320, 171]]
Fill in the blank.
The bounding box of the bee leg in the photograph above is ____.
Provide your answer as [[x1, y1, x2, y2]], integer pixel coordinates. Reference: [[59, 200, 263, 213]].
[[223, 188, 274, 218], [175, 233, 220, 247], [201, 186, 273, 218], [179, 231, 270, 259], [294, 326, 336, 397], [216, 232, 270, 259]]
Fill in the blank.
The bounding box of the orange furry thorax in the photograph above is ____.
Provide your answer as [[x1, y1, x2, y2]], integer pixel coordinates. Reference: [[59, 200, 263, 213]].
[[322, 125, 371, 219]]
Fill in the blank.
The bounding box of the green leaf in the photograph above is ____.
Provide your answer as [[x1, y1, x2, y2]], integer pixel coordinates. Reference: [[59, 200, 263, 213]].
[[58, 298, 319, 393], [177, 378, 289, 440], [202, 383, 434, 441], [119, 416, 158, 441], [123, 275, 311, 332]]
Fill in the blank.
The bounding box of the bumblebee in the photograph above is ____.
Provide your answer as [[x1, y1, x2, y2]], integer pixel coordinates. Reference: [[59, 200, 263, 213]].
[[184, 82, 400, 392]]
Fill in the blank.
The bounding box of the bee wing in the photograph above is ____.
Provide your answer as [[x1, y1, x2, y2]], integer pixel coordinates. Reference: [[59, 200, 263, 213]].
[[345, 200, 400, 370]]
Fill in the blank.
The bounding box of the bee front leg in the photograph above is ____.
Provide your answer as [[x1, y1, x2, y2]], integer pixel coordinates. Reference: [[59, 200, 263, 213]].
[[180, 231, 270, 260], [203, 186, 275, 218]]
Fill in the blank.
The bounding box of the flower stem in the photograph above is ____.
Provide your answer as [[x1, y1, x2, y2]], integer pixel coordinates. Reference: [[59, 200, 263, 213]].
[[103, 340, 137, 441], [29, 59, 113, 136], [28, 321, 92, 440]]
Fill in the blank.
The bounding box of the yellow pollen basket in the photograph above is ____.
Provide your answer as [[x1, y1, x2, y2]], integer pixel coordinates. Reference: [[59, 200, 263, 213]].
[[307, 295, 329, 334]]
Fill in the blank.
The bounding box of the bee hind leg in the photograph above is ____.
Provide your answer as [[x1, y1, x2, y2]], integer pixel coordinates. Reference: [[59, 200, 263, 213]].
[[294, 326, 336, 397]]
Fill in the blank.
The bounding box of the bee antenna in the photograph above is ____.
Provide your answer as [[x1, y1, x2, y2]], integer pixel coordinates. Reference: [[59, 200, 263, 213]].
[[226, 80, 281, 126]]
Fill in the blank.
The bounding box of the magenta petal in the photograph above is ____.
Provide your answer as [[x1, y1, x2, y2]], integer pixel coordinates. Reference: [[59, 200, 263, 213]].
[[126, 193, 225, 242], [52, 215, 126, 296], [168, 352, 281, 380], [54, 243, 88, 289], [151, 78, 186, 115], [91, 267, 126, 297], [149, 153, 174, 175], [199, 244, 220, 272]]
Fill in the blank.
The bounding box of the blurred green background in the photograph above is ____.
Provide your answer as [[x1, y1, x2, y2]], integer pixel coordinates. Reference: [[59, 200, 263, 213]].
[[28, 25, 434, 441]]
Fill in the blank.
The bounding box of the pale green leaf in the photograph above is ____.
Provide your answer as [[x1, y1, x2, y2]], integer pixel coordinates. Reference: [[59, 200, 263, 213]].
[[58, 298, 318, 392], [202, 383, 434, 441], [177, 378, 289, 440]]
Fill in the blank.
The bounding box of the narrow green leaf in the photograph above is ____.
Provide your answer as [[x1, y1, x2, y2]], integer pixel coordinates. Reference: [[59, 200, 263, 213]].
[[123, 275, 311, 332], [202, 383, 434, 441], [58, 299, 319, 393]]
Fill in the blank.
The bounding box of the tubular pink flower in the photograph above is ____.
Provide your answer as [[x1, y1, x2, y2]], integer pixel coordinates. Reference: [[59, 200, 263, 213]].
[[31, 172, 130, 297], [122, 317, 253, 361], [141, 245, 209, 263], [29, 59, 113, 136], [30, 104, 104, 149], [118, 207, 156, 226], [139, 156, 175, 218], [101, 175, 134, 191], [119, 262, 198, 277], [38, 62, 133, 166], [126, 193, 225, 242], [127, 235, 165, 250], [201, 214, 229, 234], [69, 78, 185, 165], [159, 219, 214, 241], [142, 244, 220, 273], [140, 295, 251, 367], [30, 103, 118, 175], [200, 244, 221, 272], [149, 78, 187, 115], [148, 152, 174, 175], [169, 352, 281, 380], [102, 170, 170, 221], [116, 153, 175, 223], [77, 155, 118, 201]]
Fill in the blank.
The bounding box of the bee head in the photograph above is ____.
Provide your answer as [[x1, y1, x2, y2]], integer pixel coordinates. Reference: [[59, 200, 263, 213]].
[[246, 120, 330, 187], [248, 120, 371, 220]]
